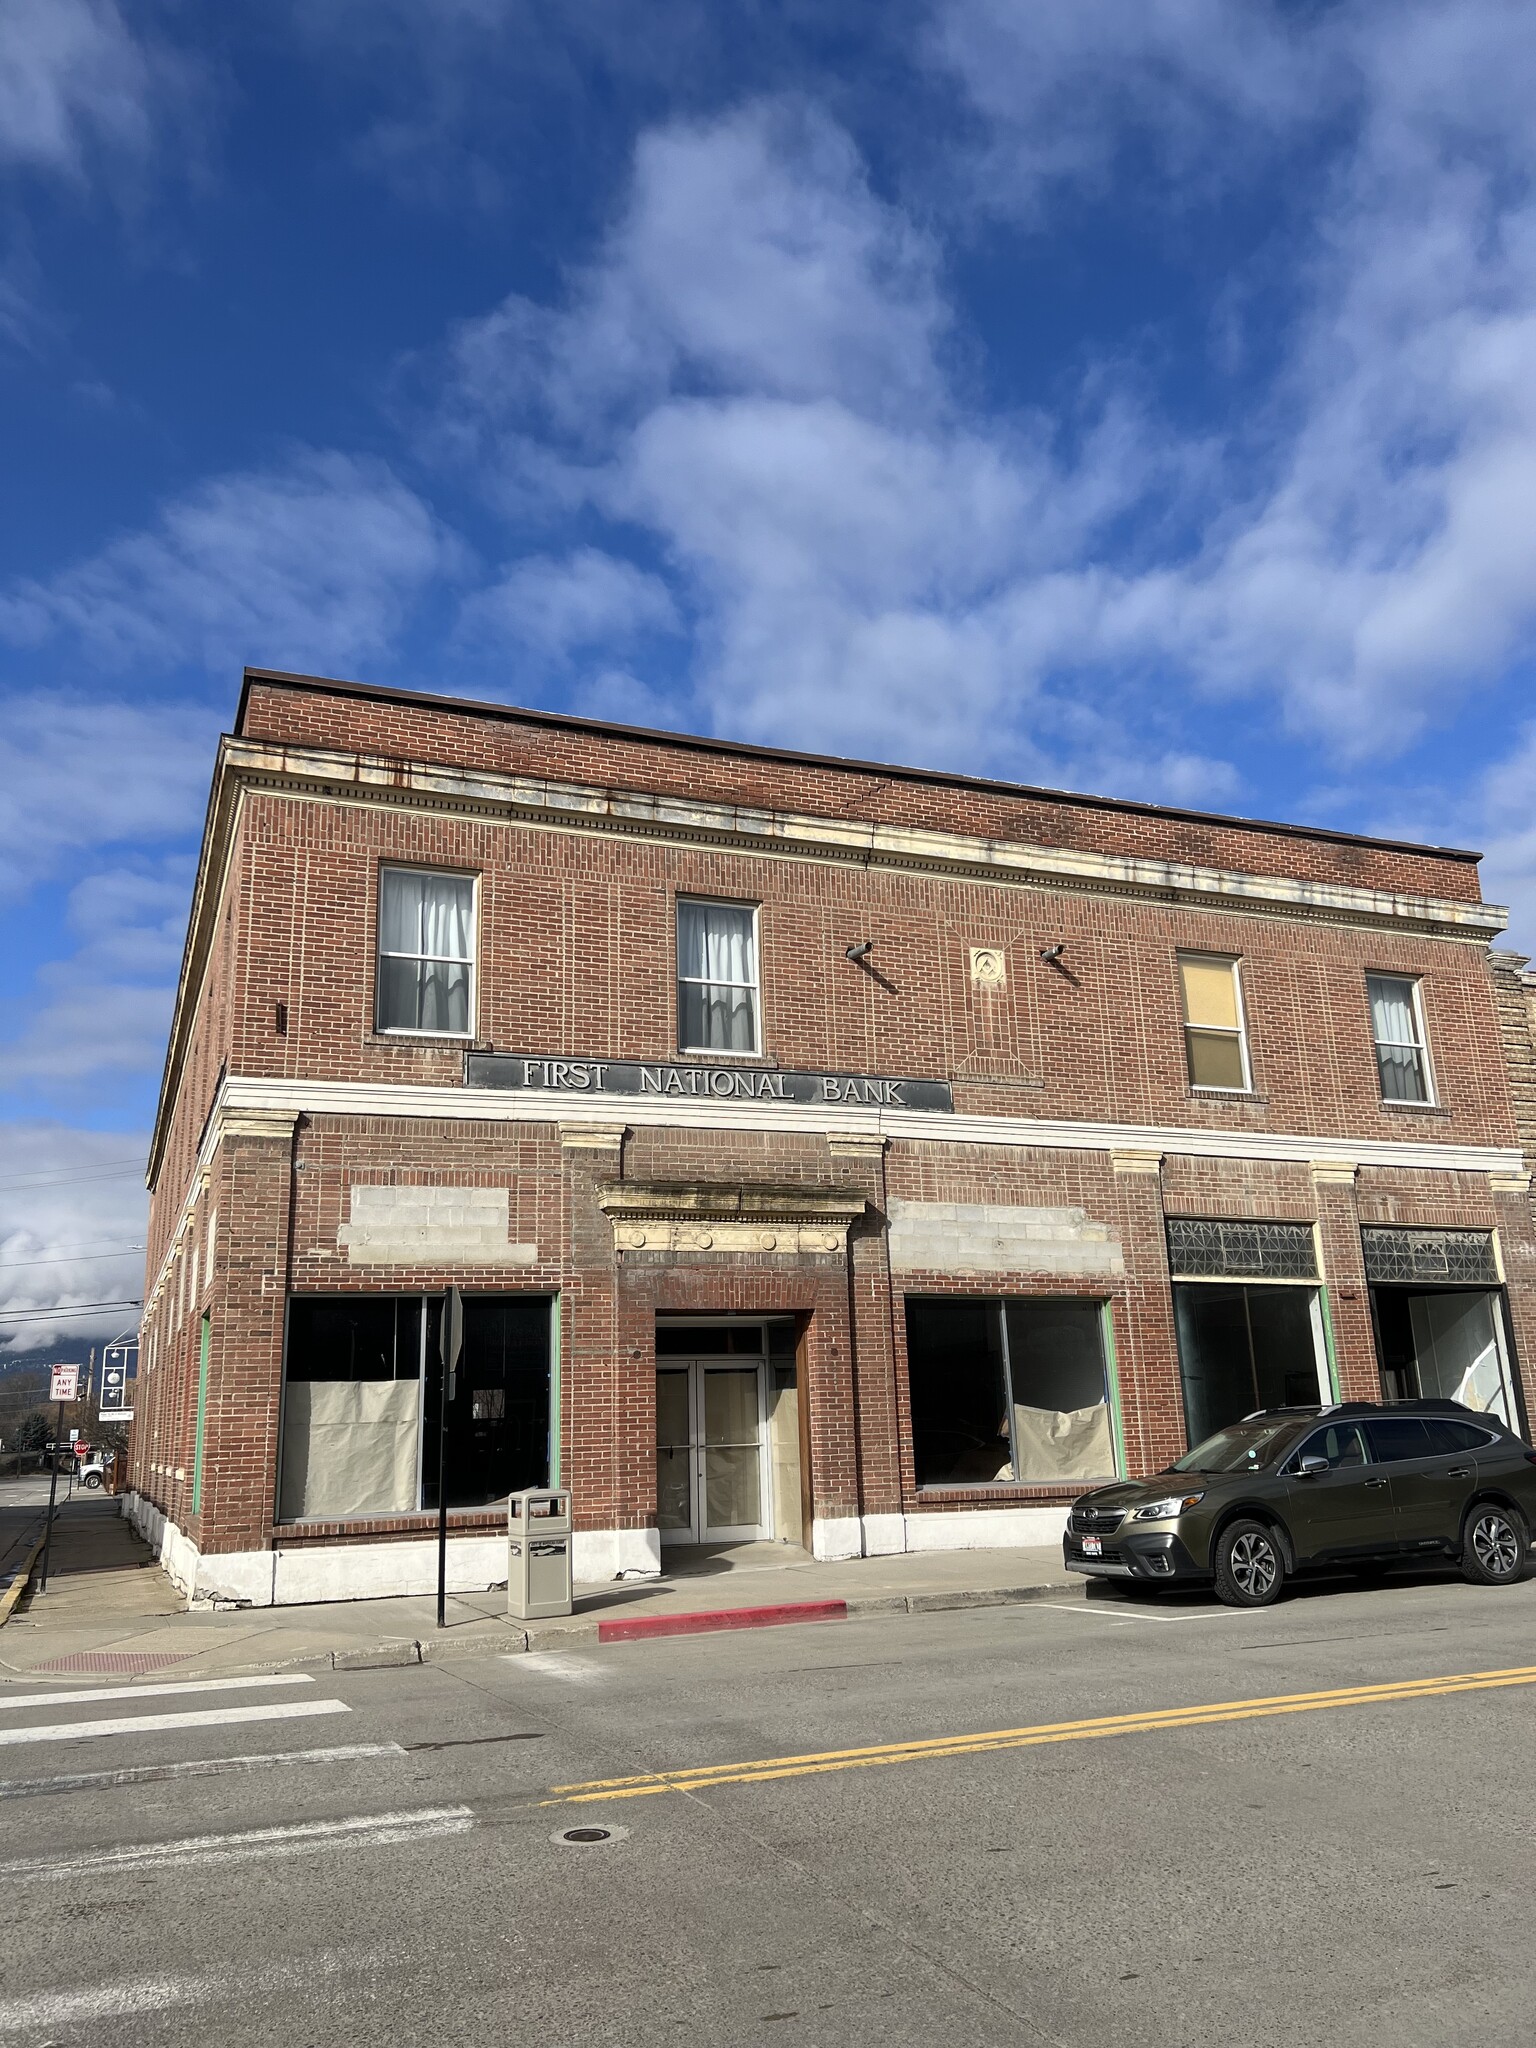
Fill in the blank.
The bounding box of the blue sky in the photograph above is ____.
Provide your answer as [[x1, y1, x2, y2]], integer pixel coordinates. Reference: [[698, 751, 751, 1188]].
[[3, 0, 1536, 1347]]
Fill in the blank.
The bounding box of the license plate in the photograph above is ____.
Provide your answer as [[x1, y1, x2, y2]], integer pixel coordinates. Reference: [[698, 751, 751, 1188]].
[[1081, 1535, 1103, 1557]]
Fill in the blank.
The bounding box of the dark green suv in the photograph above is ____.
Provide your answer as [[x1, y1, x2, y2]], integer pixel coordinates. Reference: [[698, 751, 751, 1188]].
[[1064, 1401, 1536, 1607]]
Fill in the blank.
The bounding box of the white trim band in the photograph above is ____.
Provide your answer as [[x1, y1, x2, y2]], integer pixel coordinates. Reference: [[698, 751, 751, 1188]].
[[217, 1072, 1521, 1177]]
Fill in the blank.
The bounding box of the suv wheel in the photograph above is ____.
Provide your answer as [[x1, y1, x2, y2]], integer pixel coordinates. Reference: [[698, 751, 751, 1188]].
[[1460, 1504, 1527, 1586], [81, 1473, 102, 1490], [1213, 1519, 1286, 1607]]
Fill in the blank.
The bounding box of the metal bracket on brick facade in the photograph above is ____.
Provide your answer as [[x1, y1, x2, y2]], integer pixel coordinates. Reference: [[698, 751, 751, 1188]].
[[598, 1182, 867, 1256]]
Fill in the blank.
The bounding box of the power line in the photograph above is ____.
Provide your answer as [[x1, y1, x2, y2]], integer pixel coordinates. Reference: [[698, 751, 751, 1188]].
[[0, 1161, 145, 1191], [0, 1247, 146, 1274], [0, 1299, 143, 1324]]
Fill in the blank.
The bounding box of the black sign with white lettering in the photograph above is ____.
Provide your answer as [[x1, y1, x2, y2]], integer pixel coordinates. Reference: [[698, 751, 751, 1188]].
[[465, 1053, 953, 1112]]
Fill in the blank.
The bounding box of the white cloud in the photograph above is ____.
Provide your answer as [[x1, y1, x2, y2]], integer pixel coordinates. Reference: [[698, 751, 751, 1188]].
[[0, 0, 188, 181], [1474, 722, 1536, 951], [460, 548, 679, 659], [0, 1122, 147, 1353], [427, 6, 1536, 794], [0, 449, 462, 679], [443, 100, 948, 440], [0, 694, 218, 900], [930, 0, 1330, 213], [441, 102, 1184, 780], [0, 860, 187, 1100], [928, 0, 1536, 760]]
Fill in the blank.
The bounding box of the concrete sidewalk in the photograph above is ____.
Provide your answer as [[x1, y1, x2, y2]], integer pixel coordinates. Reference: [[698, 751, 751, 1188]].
[[0, 1496, 1084, 1681]]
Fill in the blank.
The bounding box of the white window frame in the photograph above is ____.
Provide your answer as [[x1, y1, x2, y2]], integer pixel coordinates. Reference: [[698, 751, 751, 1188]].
[[1366, 972, 1435, 1106], [676, 897, 762, 1058], [375, 864, 479, 1040], [1177, 952, 1252, 1095]]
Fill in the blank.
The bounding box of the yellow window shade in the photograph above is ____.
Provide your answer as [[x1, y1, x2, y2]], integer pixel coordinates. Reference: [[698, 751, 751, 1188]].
[[1179, 956, 1239, 1030]]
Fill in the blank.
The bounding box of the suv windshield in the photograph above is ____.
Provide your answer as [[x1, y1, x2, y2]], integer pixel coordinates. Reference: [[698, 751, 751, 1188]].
[[1169, 1421, 1301, 1473]]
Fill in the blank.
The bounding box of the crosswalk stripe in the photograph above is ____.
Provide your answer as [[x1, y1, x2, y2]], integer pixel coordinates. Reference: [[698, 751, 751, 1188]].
[[0, 1698, 351, 1748], [0, 1805, 475, 1883], [0, 1673, 313, 1714], [0, 1742, 405, 1801]]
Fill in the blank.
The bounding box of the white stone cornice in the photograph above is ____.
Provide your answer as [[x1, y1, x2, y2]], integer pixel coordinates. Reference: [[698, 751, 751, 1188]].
[[223, 735, 1506, 940], [212, 1072, 1523, 1179]]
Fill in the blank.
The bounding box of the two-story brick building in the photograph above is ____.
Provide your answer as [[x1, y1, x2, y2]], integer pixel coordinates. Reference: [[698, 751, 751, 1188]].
[[125, 667, 1536, 1605]]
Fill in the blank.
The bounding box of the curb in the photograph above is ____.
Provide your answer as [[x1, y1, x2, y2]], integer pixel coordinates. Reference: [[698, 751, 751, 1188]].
[[598, 1597, 847, 1644], [0, 1576, 1086, 1681], [0, 1536, 45, 1628]]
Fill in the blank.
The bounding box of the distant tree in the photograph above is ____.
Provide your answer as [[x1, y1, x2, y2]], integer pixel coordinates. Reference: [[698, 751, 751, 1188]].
[[13, 1410, 50, 1451]]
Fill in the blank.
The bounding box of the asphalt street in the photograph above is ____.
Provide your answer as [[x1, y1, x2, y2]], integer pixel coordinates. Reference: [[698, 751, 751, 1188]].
[[3, 1567, 1536, 2047], [0, 1474, 55, 1584]]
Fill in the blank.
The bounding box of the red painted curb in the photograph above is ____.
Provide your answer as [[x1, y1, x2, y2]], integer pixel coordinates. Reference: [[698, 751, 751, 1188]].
[[597, 1599, 848, 1644]]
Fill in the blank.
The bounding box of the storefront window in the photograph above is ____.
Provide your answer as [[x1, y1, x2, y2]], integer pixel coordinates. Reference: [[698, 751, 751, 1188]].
[[905, 1297, 1115, 1487], [1172, 1284, 1329, 1446], [279, 1293, 551, 1521]]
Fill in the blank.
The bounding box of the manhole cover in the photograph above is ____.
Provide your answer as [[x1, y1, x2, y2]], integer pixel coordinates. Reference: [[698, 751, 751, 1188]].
[[551, 1823, 628, 1848]]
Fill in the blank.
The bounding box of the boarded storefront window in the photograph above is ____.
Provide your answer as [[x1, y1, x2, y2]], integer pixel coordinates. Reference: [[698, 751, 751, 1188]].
[[279, 1294, 551, 1521], [905, 1298, 1115, 1487]]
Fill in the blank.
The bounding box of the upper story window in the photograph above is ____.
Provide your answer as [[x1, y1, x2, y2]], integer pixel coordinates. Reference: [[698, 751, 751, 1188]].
[[1177, 953, 1250, 1092], [677, 898, 759, 1054], [376, 866, 475, 1036], [1367, 973, 1431, 1103]]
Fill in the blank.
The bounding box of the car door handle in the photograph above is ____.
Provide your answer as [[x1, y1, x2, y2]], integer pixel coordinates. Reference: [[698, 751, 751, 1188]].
[[1447, 1466, 1473, 1479], [1363, 1477, 1388, 1488]]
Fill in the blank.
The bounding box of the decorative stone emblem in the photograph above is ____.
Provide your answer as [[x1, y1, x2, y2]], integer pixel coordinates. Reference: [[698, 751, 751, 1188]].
[[600, 1182, 867, 1259], [969, 947, 1006, 987]]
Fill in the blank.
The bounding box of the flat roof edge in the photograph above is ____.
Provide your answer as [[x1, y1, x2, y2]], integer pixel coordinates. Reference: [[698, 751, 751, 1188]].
[[237, 667, 1484, 867]]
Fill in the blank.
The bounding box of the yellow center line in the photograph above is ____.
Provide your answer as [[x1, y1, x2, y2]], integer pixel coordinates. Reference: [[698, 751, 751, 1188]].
[[540, 1662, 1536, 1806]]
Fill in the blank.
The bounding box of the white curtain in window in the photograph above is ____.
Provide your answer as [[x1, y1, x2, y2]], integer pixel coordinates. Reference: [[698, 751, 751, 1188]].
[[420, 877, 473, 961], [678, 901, 757, 1051], [1369, 978, 1416, 1048], [381, 870, 472, 961], [1368, 975, 1425, 1100], [678, 901, 754, 984]]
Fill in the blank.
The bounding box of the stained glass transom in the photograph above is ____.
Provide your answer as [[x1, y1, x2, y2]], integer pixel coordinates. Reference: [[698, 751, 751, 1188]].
[[1361, 1227, 1498, 1286], [1166, 1218, 1318, 1280]]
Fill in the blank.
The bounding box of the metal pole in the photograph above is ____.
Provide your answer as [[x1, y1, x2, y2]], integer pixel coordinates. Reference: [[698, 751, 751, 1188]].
[[436, 1353, 450, 1630], [436, 1286, 463, 1630], [37, 1401, 63, 1595]]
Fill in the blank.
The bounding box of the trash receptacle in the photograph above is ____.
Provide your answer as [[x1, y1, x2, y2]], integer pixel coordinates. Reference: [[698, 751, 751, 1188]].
[[508, 1489, 573, 1620]]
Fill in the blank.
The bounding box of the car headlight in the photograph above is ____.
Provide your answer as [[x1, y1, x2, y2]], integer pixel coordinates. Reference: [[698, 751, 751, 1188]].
[[1130, 1493, 1205, 1521]]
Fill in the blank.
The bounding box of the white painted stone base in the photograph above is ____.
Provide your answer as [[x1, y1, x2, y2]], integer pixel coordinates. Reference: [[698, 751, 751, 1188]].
[[860, 1512, 908, 1556], [122, 1492, 661, 1606], [811, 1515, 863, 1561], [573, 1527, 662, 1581], [885, 1506, 1069, 1551]]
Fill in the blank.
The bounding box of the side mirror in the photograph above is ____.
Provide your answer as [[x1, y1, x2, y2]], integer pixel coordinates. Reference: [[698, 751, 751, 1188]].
[[1297, 1455, 1329, 1477]]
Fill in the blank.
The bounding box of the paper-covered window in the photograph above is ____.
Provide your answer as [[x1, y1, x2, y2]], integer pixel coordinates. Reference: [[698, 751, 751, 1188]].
[[677, 899, 759, 1054], [1367, 974, 1430, 1102], [1178, 954, 1249, 1091], [905, 1297, 1116, 1487], [377, 867, 475, 1035]]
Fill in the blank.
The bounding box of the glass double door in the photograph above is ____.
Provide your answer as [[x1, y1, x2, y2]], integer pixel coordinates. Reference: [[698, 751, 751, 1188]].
[[656, 1361, 769, 1545]]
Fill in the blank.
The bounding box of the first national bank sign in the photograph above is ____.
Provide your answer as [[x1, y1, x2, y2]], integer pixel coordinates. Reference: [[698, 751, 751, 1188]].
[[466, 1052, 953, 1113]]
